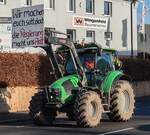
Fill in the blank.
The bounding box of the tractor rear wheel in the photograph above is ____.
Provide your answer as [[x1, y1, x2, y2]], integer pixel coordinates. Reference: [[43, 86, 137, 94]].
[[74, 91, 102, 128], [108, 80, 135, 122], [29, 91, 56, 126]]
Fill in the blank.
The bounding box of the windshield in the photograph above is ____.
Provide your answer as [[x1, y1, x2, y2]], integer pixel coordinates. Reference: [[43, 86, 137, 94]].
[[66, 53, 95, 74], [101, 52, 114, 70]]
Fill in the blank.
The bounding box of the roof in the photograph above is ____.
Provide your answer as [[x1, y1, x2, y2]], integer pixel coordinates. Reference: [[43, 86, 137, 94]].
[[56, 43, 117, 54], [102, 48, 117, 54], [75, 43, 102, 49], [56, 43, 99, 51]]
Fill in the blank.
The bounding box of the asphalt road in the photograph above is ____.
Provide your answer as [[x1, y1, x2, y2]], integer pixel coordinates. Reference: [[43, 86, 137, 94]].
[[0, 96, 150, 135]]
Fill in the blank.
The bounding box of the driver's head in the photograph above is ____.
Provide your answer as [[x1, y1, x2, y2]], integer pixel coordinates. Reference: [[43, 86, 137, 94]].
[[85, 59, 95, 70]]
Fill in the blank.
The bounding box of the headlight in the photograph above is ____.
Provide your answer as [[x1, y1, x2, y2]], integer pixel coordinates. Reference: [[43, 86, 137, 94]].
[[53, 89, 60, 96], [50, 88, 60, 99]]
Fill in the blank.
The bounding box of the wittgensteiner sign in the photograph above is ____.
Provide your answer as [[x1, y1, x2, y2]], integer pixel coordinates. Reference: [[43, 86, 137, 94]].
[[73, 16, 108, 30], [12, 5, 44, 48]]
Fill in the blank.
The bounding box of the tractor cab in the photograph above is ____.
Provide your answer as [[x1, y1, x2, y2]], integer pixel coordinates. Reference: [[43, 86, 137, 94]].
[[102, 48, 122, 69], [63, 45, 114, 87]]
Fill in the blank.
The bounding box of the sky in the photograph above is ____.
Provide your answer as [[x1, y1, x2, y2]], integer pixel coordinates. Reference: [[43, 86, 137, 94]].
[[137, 0, 150, 24]]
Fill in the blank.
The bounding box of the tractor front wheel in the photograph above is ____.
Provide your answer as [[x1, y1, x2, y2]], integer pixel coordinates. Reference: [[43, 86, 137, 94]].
[[74, 91, 102, 128], [66, 111, 75, 121], [108, 80, 135, 122], [29, 91, 56, 126]]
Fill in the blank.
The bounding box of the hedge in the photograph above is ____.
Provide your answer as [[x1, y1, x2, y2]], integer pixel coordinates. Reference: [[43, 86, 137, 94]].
[[121, 58, 150, 81], [0, 53, 150, 87], [0, 53, 53, 87]]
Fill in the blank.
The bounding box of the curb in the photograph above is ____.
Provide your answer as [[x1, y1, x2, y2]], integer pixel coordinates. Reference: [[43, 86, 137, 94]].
[[0, 113, 66, 124], [0, 118, 31, 124]]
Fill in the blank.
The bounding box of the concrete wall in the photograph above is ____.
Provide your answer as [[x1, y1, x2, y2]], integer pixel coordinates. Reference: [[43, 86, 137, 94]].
[[0, 86, 37, 112]]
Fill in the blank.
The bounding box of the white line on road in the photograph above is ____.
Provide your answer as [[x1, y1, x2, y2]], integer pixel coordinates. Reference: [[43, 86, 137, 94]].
[[16, 126, 25, 128], [98, 127, 134, 135]]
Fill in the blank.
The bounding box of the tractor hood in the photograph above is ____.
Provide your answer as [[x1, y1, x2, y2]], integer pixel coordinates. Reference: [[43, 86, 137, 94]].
[[49, 74, 81, 103]]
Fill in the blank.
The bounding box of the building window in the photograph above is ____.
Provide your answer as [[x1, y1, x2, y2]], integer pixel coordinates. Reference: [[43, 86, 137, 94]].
[[86, 31, 95, 43], [104, 1, 112, 16], [104, 32, 112, 41], [67, 29, 76, 42], [68, 0, 76, 12], [45, 27, 56, 37], [26, 0, 32, 6], [21, 0, 32, 6], [44, 0, 55, 9], [140, 33, 146, 42], [49, 0, 54, 8], [86, 0, 94, 14], [0, 0, 5, 4]]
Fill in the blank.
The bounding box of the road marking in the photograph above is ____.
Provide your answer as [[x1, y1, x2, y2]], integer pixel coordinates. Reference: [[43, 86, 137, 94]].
[[16, 126, 25, 128], [98, 127, 134, 135]]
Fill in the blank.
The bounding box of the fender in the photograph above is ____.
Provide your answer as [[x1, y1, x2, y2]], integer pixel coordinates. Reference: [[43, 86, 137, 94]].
[[101, 70, 131, 93]]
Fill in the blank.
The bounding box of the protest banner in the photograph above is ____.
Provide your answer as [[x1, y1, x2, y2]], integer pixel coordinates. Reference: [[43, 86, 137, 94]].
[[12, 5, 44, 48]]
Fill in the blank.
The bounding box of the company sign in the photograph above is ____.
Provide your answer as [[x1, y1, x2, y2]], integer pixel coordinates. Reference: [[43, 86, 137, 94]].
[[12, 5, 44, 48], [73, 16, 108, 30]]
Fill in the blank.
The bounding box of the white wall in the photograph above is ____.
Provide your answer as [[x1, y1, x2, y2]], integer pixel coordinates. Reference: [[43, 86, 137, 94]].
[[44, 0, 138, 56], [0, 0, 20, 17], [108, 0, 137, 55]]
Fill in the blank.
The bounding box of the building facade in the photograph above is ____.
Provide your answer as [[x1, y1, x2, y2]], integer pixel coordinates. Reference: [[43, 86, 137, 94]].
[[0, 0, 138, 55], [138, 24, 150, 54]]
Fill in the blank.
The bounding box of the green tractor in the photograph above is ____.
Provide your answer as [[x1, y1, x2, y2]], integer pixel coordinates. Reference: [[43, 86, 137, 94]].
[[29, 30, 135, 128]]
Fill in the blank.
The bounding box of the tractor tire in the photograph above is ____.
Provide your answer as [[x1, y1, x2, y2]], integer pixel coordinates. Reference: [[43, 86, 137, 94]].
[[66, 111, 75, 121], [108, 80, 135, 122], [29, 91, 56, 126], [74, 91, 102, 128]]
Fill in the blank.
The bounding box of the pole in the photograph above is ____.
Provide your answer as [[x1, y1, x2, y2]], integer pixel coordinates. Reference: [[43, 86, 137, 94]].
[[130, 2, 134, 58], [139, 0, 147, 59], [142, 0, 146, 59]]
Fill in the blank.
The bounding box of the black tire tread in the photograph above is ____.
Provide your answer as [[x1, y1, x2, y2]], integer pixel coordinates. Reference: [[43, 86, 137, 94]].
[[108, 80, 135, 122], [29, 91, 56, 126], [74, 91, 102, 128]]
